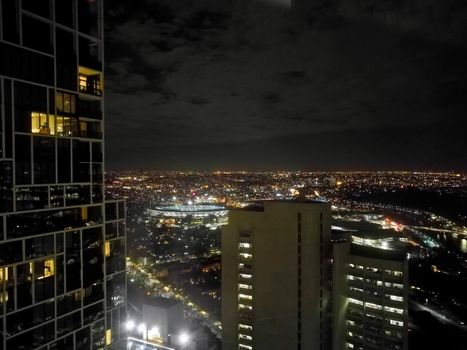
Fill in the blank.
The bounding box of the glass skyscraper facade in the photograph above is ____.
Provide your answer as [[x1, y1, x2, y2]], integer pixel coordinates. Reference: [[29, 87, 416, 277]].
[[0, 0, 126, 349]]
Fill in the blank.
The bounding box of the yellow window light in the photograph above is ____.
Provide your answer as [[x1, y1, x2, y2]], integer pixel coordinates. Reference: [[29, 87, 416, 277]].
[[105, 329, 112, 345], [105, 241, 111, 257]]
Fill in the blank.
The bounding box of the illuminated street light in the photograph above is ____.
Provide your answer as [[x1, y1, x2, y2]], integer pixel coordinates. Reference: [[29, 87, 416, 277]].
[[125, 320, 135, 331], [179, 332, 190, 345]]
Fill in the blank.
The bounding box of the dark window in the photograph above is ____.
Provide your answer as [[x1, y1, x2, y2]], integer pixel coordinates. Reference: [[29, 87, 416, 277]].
[[22, 15, 53, 54], [79, 36, 101, 71], [33, 136, 56, 184], [6, 300, 54, 335], [49, 335, 74, 350], [92, 185, 103, 204], [106, 238, 125, 275], [7, 321, 54, 349], [16, 263, 33, 308], [72, 140, 90, 182], [22, 0, 51, 19], [78, 0, 99, 38], [25, 234, 54, 258], [1, 0, 20, 43], [92, 163, 103, 183], [15, 135, 32, 185], [57, 138, 71, 183], [65, 230, 81, 292], [83, 281, 103, 306], [118, 201, 125, 220], [105, 202, 117, 221], [0, 160, 13, 212], [78, 98, 102, 119], [56, 30, 77, 90], [14, 81, 47, 133], [83, 301, 104, 325], [15, 186, 49, 210], [56, 0, 75, 28], [75, 326, 91, 349], [0, 241, 22, 265], [65, 185, 91, 206], [0, 42, 54, 85], [57, 311, 81, 336], [51, 185, 64, 207], [57, 291, 82, 317], [92, 142, 102, 162]]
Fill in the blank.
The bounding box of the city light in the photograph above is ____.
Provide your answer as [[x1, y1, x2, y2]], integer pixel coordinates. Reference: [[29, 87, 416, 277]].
[[179, 332, 190, 345], [138, 323, 146, 334], [125, 320, 135, 331]]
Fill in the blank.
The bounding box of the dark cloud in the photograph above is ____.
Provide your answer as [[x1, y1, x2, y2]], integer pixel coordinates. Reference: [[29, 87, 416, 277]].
[[104, 0, 467, 170]]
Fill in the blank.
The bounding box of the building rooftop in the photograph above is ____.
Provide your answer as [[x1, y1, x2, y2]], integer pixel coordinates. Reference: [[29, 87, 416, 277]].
[[143, 296, 181, 310], [350, 243, 407, 262], [239, 199, 328, 212]]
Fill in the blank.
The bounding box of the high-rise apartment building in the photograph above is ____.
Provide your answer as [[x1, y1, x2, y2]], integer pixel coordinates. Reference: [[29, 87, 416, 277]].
[[222, 200, 332, 350], [0, 0, 126, 349], [332, 242, 408, 350]]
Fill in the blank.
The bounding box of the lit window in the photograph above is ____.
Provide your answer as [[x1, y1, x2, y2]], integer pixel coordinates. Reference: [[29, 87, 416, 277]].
[[348, 298, 363, 306], [79, 74, 87, 92], [347, 343, 354, 349], [239, 243, 251, 248], [365, 302, 383, 310], [238, 304, 253, 310], [239, 345, 253, 350], [239, 324, 253, 331], [384, 306, 403, 314], [239, 334, 252, 340], [0, 292, 8, 304], [388, 295, 403, 302], [105, 241, 111, 257], [239, 274, 252, 279], [239, 253, 252, 259], [56, 115, 73, 136], [389, 319, 404, 327], [238, 294, 253, 300], [31, 112, 55, 135], [44, 259, 55, 277], [105, 329, 112, 345], [239, 283, 252, 290], [81, 207, 88, 221], [0, 268, 8, 282]]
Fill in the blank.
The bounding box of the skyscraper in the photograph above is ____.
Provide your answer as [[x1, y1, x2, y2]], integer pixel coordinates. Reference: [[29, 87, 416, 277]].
[[221, 200, 331, 350], [332, 242, 409, 350], [0, 0, 126, 348]]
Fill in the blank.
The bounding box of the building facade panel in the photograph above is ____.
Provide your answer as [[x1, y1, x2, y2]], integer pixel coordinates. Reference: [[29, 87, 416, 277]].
[[0, 1, 126, 349]]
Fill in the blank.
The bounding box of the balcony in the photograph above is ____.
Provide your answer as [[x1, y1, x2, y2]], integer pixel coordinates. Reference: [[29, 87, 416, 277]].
[[78, 66, 102, 97], [78, 99, 102, 119]]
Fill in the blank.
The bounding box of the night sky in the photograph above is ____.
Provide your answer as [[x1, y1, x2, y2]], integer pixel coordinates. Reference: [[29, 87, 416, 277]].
[[104, 0, 467, 171]]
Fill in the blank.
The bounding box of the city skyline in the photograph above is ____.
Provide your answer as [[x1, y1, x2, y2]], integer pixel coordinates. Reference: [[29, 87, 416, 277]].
[[104, 0, 467, 170]]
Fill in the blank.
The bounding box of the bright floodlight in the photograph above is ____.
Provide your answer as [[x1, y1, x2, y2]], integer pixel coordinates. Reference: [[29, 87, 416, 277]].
[[138, 323, 146, 333], [125, 320, 135, 331], [179, 332, 190, 345]]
